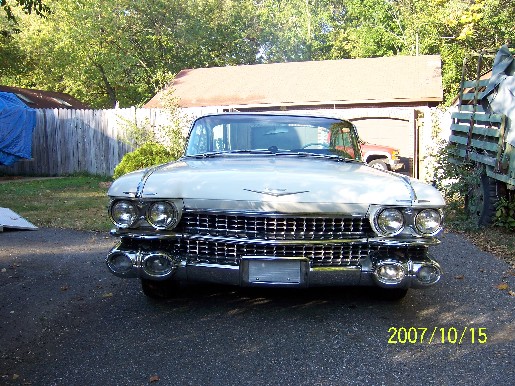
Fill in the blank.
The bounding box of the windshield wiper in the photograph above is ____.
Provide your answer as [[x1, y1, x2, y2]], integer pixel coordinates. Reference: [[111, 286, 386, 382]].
[[186, 149, 362, 163], [187, 149, 276, 158], [186, 151, 226, 158], [288, 152, 362, 163]]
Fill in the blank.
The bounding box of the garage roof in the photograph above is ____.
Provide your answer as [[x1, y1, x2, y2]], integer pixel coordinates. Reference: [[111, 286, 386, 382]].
[[0, 85, 89, 109], [145, 55, 443, 108]]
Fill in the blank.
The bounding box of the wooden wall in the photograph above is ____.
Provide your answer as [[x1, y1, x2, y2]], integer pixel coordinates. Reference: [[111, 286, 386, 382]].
[[0, 107, 180, 177]]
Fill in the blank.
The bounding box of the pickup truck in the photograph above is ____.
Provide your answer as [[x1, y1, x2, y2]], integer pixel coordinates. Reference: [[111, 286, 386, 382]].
[[449, 45, 515, 225], [361, 141, 404, 171]]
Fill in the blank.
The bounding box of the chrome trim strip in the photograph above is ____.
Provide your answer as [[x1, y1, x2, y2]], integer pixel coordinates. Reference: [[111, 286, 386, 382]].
[[396, 173, 418, 202], [181, 207, 367, 218], [136, 162, 174, 198], [185, 234, 370, 245], [111, 229, 439, 247]]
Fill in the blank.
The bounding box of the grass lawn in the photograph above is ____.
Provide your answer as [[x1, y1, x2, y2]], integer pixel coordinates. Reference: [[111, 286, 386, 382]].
[[0, 175, 112, 231]]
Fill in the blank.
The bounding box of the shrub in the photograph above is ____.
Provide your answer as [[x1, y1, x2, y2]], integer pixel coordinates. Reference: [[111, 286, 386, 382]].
[[427, 140, 474, 227], [113, 142, 176, 179], [494, 195, 515, 231], [113, 88, 189, 180]]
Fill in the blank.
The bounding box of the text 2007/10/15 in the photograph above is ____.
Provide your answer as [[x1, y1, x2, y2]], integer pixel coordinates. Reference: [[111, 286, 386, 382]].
[[388, 327, 487, 344]]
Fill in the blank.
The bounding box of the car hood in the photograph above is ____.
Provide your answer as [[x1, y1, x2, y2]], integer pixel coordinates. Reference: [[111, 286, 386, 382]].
[[108, 156, 445, 213]]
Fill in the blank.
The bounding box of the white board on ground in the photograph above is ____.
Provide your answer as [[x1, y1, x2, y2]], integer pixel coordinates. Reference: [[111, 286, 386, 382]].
[[0, 208, 38, 231]]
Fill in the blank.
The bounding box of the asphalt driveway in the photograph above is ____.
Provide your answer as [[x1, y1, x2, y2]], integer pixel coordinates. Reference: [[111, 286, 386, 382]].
[[0, 228, 514, 385]]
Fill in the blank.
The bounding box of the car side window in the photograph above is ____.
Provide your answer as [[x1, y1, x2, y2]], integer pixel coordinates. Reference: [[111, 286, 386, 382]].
[[186, 122, 209, 154], [329, 123, 360, 159]]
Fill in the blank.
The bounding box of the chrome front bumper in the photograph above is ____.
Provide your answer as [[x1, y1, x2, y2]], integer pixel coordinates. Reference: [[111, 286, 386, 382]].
[[106, 243, 442, 289], [390, 159, 404, 171]]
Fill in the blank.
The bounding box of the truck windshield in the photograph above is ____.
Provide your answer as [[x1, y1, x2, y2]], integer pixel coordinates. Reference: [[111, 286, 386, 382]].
[[185, 114, 362, 160]]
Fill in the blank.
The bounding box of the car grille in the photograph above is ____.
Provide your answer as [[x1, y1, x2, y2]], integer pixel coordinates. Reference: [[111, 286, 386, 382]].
[[180, 238, 428, 267], [182, 238, 369, 266], [176, 210, 374, 267], [180, 211, 372, 240]]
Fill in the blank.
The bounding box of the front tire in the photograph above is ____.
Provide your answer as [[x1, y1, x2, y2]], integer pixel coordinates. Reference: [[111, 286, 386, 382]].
[[141, 278, 178, 299], [368, 159, 389, 171]]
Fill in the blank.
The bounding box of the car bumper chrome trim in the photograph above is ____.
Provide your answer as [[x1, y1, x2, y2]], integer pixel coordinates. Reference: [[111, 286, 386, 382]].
[[106, 245, 442, 289]]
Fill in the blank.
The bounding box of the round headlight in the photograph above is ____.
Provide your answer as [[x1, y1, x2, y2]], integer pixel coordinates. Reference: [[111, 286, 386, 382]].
[[106, 252, 133, 274], [110, 200, 138, 228], [375, 262, 407, 284], [143, 253, 174, 277], [416, 265, 441, 284], [147, 202, 179, 229], [376, 208, 404, 236], [415, 209, 442, 235]]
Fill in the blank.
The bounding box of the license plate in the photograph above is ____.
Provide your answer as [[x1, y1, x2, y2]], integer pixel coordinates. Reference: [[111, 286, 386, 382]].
[[247, 260, 301, 284]]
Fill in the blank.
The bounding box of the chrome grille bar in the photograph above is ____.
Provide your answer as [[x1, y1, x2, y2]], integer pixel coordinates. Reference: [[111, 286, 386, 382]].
[[181, 211, 372, 240], [182, 238, 368, 267]]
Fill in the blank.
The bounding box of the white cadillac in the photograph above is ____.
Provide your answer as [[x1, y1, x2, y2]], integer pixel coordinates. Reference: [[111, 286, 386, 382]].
[[106, 113, 445, 300]]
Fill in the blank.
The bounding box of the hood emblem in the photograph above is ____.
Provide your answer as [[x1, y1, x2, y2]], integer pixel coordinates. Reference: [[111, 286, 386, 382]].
[[244, 188, 309, 197]]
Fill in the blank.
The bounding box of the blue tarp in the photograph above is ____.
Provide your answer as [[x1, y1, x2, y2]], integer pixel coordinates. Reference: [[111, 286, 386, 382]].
[[0, 91, 36, 166]]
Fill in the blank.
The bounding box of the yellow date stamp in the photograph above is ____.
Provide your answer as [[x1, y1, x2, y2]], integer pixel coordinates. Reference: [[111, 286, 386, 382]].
[[388, 327, 487, 344]]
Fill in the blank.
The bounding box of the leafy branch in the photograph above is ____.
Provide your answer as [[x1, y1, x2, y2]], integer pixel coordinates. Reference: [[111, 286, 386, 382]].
[[1, 0, 50, 23]]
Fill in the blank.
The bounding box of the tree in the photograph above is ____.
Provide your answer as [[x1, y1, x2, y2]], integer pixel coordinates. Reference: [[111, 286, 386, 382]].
[[248, 0, 335, 62], [323, 0, 514, 103], [1, 0, 50, 22], [4, 0, 271, 107], [1, 0, 513, 107]]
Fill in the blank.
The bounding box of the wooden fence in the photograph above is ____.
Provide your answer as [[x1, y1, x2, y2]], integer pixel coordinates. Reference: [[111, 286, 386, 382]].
[[0, 107, 202, 177]]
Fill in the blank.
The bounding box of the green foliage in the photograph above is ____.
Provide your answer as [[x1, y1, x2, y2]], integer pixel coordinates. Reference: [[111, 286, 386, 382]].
[[117, 114, 186, 161], [431, 141, 468, 198], [1, 0, 514, 107], [428, 138, 483, 229], [113, 142, 175, 179], [1, 0, 50, 22], [113, 91, 187, 178], [494, 196, 515, 231]]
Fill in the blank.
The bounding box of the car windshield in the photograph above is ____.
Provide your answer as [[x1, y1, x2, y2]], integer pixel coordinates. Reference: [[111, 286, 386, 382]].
[[185, 114, 362, 160]]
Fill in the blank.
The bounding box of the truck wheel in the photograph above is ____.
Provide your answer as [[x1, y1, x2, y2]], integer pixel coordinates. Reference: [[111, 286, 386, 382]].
[[368, 159, 389, 171], [141, 278, 178, 299], [465, 172, 498, 226]]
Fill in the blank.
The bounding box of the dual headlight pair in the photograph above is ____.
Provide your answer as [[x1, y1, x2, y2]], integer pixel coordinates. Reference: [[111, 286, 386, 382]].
[[110, 200, 442, 236], [110, 200, 180, 230], [374, 207, 442, 237]]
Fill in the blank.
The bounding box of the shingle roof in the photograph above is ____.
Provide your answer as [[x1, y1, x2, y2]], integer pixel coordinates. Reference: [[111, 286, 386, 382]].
[[145, 55, 443, 109], [0, 85, 89, 109]]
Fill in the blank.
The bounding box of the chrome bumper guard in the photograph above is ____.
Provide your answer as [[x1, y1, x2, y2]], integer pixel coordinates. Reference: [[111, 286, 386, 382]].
[[106, 245, 442, 289]]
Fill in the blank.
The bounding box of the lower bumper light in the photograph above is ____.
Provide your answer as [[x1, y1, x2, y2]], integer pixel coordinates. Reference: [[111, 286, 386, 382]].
[[374, 262, 407, 285], [416, 265, 441, 285], [143, 253, 175, 277], [107, 252, 133, 275]]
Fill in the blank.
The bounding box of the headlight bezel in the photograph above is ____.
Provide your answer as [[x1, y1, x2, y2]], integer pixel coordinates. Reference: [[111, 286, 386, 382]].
[[371, 206, 443, 237], [146, 201, 180, 230], [374, 207, 405, 236], [109, 200, 140, 229], [414, 208, 443, 236], [109, 199, 182, 230]]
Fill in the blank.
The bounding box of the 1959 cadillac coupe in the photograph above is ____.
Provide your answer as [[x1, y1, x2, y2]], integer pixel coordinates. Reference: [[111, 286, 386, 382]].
[[106, 113, 445, 300]]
